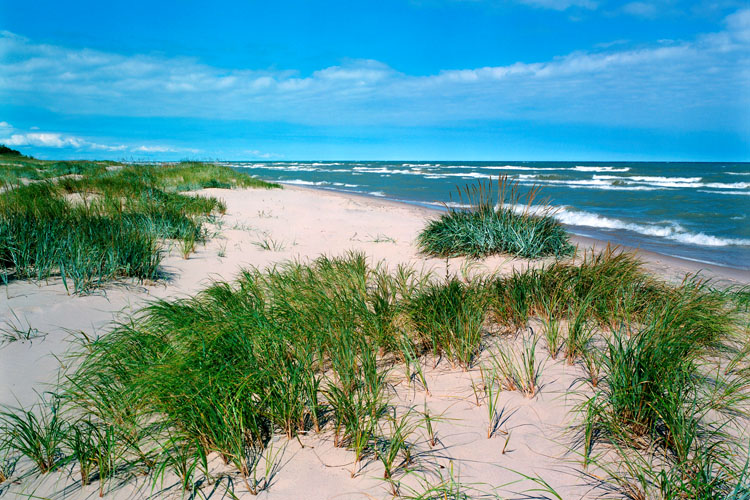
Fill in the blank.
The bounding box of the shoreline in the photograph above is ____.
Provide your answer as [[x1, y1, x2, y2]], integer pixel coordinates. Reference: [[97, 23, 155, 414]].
[[282, 183, 750, 285]]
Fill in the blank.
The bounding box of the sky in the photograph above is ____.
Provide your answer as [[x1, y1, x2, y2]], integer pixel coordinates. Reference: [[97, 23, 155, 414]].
[[0, 0, 749, 161]]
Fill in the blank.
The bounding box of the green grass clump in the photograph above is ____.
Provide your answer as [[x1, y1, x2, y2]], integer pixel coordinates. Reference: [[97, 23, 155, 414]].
[[0, 402, 65, 474], [153, 161, 281, 191], [580, 280, 747, 498], [418, 176, 573, 259], [0, 155, 111, 183], [489, 246, 663, 333], [0, 160, 279, 292], [408, 278, 488, 369]]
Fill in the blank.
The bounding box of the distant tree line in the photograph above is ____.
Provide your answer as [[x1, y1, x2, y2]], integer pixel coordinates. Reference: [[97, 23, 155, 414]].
[[0, 145, 23, 156]]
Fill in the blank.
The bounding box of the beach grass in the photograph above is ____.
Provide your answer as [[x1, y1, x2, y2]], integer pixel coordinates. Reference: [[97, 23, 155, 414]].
[[0, 172, 747, 499], [0, 159, 279, 292], [417, 176, 573, 259]]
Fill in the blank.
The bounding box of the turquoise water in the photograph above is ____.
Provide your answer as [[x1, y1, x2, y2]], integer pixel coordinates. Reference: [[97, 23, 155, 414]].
[[229, 161, 750, 270]]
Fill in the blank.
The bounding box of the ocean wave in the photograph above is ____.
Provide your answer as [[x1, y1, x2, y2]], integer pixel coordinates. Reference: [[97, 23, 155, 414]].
[[588, 175, 750, 190], [726, 172, 750, 176], [480, 165, 559, 171], [573, 166, 631, 173], [555, 209, 750, 247], [520, 178, 660, 191], [441, 172, 495, 179], [369, 191, 386, 197], [698, 189, 750, 196], [703, 182, 750, 189], [281, 179, 330, 186], [352, 167, 424, 175], [595, 175, 703, 183], [591, 175, 703, 189], [243, 164, 323, 172]]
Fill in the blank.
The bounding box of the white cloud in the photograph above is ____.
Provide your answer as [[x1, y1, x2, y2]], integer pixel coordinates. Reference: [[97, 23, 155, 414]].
[[5, 132, 128, 151], [6, 132, 83, 148], [132, 145, 177, 153], [0, 8, 747, 133], [0, 129, 195, 154]]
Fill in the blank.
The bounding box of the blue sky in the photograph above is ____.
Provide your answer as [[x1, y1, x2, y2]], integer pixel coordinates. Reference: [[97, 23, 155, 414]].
[[1, 0, 748, 160]]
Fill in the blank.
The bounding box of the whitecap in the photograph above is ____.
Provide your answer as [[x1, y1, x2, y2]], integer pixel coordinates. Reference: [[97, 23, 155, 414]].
[[698, 189, 750, 196], [523, 178, 660, 191], [572, 166, 631, 173], [480, 165, 559, 171], [554, 208, 750, 247], [281, 179, 329, 186], [703, 182, 750, 189]]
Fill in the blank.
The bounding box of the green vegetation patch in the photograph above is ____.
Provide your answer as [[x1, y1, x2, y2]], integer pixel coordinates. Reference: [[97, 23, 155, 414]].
[[0, 160, 279, 292], [1, 249, 747, 498], [418, 176, 574, 259], [151, 161, 281, 191], [0, 145, 23, 157]]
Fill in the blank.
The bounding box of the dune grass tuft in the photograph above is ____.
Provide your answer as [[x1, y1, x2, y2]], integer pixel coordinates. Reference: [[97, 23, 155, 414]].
[[417, 176, 573, 259]]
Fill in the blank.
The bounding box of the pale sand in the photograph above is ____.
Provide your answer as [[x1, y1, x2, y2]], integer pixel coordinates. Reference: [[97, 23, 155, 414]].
[[1, 184, 747, 499]]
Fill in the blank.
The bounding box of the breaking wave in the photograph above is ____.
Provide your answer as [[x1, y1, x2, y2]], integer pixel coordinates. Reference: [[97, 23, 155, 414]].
[[556, 208, 750, 247]]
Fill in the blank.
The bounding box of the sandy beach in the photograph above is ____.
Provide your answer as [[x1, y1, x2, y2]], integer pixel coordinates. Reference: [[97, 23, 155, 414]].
[[1, 184, 748, 499]]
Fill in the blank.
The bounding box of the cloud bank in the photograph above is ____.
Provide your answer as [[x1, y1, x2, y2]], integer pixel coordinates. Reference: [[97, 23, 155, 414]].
[[0, 122, 199, 155], [1, 8, 748, 143]]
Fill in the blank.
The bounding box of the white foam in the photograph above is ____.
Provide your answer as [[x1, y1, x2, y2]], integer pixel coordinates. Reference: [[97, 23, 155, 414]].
[[573, 166, 631, 173], [441, 172, 495, 179], [369, 191, 386, 197], [480, 165, 559, 171], [594, 175, 702, 183], [281, 179, 329, 186], [589, 175, 749, 190], [352, 167, 423, 175], [698, 189, 750, 196], [525, 178, 660, 191], [703, 182, 750, 189], [555, 208, 750, 247]]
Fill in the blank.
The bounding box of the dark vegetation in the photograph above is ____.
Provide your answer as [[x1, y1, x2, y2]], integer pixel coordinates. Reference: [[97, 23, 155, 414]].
[[0, 248, 747, 498], [418, 176, 574, 259], [0, 146, 22, 157], [0, 158, 279, 292]]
